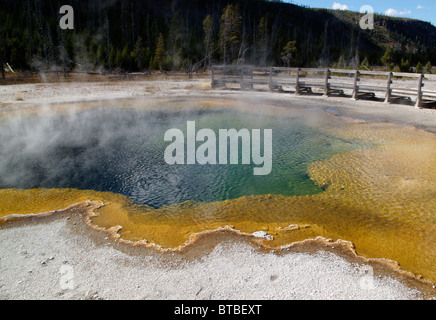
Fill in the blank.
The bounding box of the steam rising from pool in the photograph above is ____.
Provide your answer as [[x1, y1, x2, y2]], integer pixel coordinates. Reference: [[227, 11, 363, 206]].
[[0, 105, 364, 208]]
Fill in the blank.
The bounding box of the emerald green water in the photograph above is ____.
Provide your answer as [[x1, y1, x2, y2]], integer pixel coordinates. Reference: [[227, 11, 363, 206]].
[[0, 107, 365, 208], [176, 111, 362, 200]]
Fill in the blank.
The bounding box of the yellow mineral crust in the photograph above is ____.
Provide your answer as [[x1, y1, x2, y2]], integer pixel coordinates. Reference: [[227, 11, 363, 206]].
[[0, 104, 435, 284]]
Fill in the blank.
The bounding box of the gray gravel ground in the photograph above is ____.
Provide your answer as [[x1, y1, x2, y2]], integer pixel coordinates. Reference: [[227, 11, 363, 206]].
[[0, 218, 425, 300]]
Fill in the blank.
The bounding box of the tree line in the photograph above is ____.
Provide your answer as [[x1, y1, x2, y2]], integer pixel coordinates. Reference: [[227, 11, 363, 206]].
[[1, 0, 435, 75]]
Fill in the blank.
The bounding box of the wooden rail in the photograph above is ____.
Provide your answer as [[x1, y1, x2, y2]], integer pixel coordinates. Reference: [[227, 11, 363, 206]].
[[211, 65, 436, 108]]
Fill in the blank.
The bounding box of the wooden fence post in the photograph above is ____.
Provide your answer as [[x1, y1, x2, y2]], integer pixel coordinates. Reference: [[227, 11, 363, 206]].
[[209, 66, 435, 106], [352, 70, 359, 100], [248, 66, 253, 89], [384, 72, 392, 103], [211, 66, 215, 88], [295, 68, 300, 95], [240, 66, 244, 89], [324, 68, 330, 96], [415, 73, 424, 108]]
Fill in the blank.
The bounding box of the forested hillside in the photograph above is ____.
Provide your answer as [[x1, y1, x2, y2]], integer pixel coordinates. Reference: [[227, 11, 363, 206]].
[[1, 0, 436, 73]]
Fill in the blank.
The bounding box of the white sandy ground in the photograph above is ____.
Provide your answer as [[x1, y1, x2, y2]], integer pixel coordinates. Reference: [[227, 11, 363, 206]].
[[1, 78, 435, 132], [0, 78, 435, 300], [0, 218, 425, 300]]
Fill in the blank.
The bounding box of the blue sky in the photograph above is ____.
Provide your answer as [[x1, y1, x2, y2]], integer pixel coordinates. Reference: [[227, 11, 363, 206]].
[[284, 1, 436, 26]]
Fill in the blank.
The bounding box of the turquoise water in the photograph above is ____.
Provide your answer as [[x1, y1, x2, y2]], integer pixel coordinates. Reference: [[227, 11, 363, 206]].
[[0, 107, 365, 208]]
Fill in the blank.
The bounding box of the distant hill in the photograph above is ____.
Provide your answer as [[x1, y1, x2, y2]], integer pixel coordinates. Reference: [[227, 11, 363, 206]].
[[324, 9, 436, 53], [1, 0, 435, 72]]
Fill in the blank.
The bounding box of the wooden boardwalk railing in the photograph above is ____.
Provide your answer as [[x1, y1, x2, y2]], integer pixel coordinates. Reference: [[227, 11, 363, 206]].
[[211, 65, 436, 108]]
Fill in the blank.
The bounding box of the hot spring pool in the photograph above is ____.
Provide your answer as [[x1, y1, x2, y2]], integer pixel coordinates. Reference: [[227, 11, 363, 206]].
[[0, 105, 367, 208], [0, 97, 435, 284]]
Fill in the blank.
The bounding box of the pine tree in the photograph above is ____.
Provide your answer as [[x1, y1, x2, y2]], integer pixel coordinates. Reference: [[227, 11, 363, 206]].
[[381, 48, 393, 70], [115, 48, 122, 69], [219, 4, 242, 64], [334, 55, 344, 69], [133, 36, 145, 70], [168, 12, 183, 69], [399, 58, 410, 72], [154, 33, 166, 71], [121, 43, 130, 70], [203, 15, 214, 68], [415, 61, 423, 73], [109, 45, 117, 70], [425, 61, 432, 74], [258, 15, 270, 66], [148, 56, 154, 71], [281, 41, 297, 67]]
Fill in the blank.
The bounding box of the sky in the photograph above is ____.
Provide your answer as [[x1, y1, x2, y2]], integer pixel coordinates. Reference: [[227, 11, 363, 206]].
[[284, 0, 436, 26]]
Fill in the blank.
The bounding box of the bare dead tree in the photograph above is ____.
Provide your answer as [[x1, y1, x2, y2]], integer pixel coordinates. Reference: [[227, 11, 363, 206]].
[[1, 27, 5, 79], [58, 29, 68, 78]]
